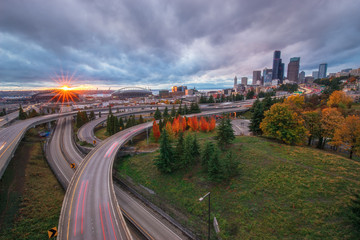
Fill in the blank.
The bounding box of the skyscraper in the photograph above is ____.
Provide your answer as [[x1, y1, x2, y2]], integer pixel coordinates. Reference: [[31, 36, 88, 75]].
[[312, 71, 319, 80], [263, 68, 273, 86], [234, 76, 237, 87], [241, 77, 248, 85], [252, 71, 261, 85], [318, 63, 328, 79], [287, 57, 300, 82], [272, 50, 284, 84], [299, 71, 305, 83]]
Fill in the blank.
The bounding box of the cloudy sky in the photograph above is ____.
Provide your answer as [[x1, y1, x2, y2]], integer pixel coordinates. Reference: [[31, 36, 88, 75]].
[[1, 0, 360, 90]]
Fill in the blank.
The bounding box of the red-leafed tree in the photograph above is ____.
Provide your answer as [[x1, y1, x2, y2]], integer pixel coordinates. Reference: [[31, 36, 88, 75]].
[[188, 116, 199, 131], [153, 120, 161, 142], [209, 116, 216, 131], [181, 116, 187, 131], [200, 116, 209, 132], [172, 116, 180, 135]]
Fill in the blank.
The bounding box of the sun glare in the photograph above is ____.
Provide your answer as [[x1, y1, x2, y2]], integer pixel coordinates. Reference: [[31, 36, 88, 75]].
[[49, 72, 79, 104]]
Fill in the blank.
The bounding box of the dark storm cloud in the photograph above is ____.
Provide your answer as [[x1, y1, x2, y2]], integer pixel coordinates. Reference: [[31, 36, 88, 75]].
[[1, 0, 360, 89]]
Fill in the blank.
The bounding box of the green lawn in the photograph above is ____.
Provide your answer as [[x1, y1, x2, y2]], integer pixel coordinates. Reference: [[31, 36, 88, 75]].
[[94, 126, 109, 140], [115, 135, 360, 239], [0, 132, 64, 239]]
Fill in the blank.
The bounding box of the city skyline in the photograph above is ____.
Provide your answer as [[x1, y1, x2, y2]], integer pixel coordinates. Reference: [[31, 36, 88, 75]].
[[1, 0, 360, 90]]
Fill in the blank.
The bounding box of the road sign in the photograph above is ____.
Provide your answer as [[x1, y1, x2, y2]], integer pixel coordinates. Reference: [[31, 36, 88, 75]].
[[93, 140, 96, 145], [48, 227, 58, 238], [70, 163, 76, 169]]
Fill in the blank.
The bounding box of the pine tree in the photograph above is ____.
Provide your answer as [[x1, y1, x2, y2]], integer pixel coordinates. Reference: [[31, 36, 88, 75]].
[[89, 111, 95, 121], [191, 134, 200, 159], [216, 115, 235, 149], [208, 147, 223, 182], [177, 104, 183, 116], [106, 115, 110, 134], [174, 132, 185, 168], [184, 104, 189, 115], [18, 105, 27, 120], [76, 111, 83, 128], [171, 105, 176, 117], [154, 107, 162, 120], [201, 141, 214, 170], [113, 116, 119, 133], [208, 95, 215, 103], [109, 106, 112, 115], [249, 99, 264, 135], [182, 134, 194, 168], [119, 117, 124, 130], [154, 129, 175, 173], [163, 107, 170, 118], [139, 115, 144, 124], [223, 151, 239, 179], [99, 111, 102, 118]]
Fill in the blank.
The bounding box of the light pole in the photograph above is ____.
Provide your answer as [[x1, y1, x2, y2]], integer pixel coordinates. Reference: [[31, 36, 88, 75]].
[[199, 192, 211, 240]]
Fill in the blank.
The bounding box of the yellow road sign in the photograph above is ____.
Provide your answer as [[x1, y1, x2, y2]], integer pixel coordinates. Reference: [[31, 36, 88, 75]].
[[93, 140, 96, 145], [70, 163, 76, 169], [48, 227, 58, 238]]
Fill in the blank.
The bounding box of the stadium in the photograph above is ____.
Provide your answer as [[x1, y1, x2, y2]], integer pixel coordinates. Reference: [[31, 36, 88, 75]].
[[111, 87, 152, 99]]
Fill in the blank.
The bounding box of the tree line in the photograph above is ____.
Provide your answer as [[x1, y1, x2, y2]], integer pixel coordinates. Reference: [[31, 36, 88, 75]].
[[154, 115, 237, 182]]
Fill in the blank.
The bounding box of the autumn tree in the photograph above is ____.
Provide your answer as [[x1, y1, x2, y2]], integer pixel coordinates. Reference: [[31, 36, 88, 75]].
[[260, 103, 308, 145], [327, 90, 353, 109], [283, 95, 305, 112], [303, 110, 322, 146], [152, 120, 161, 142], [165, 121, 174, 140], [321, 108, 344, 147], [330, 115, 360, 159], [209, 117, 216, 131], [199, 116, 209, 132]]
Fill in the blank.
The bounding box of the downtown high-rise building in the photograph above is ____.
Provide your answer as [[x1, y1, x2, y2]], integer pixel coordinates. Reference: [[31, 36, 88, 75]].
[[252, 70, 261, 85], [263, 68, 273, 86], [318, 63, 328, 79], [241, 77, 248, 85], [272, 50, 284, 84], [299, 71, 305, 83], [234, 76, 237, 87], [312, 71, 319, 80], [287, 57, 300, 83]]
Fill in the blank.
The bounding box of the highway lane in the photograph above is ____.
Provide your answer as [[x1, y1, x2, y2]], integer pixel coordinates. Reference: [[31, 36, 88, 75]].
[[59, 107, 250, 239], [54, 116, 188, 239]]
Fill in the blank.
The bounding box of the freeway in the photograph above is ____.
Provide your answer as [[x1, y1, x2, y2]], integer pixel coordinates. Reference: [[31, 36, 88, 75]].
[[59, 107, 249, 239], [48, 115, 187, 239]]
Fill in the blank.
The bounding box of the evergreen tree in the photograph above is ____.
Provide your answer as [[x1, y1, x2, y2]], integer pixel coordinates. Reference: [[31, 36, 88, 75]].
[[177, 104, 183, 116], [163, 107, 170, 118], [139, 115, 144, 124], [171, 105, 176, 117], [154, 107, 162, 120], [246, 90, 255, 100], [182, 134, 194, 168], [191, 134, 200, 159], [216, 115, 235, 149], [89, 111, 95, 121], [249, 99, 264, 135], [201, 141, 214, 170], [119, 117, 124, 130], [113, 116, 119, 133], [76, 111, 82, 128], [184, 104, 189, 115], [223, 151, 239, 179], [106, 115, 111, 134], [131, 115, 136, 126], [18, 105, 27, 120], [159, 119, 163, 132], [208, 147, 223, 182], [208, 95, 215, 103], [154, 130, 175, 173], [109, 106, 112, 115], [174, 132, 185, 168], [2, 108, 6, 116], [99, 111, 102, 118]]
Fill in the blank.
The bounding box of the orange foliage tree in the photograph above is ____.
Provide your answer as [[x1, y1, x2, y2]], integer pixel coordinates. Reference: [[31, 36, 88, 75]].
[[327, 90, 353, 108], [209, 117, 216, 131], [199, 116, 209, 132], [321, 108, 344, 141], [152, 120, 161, 142], [172, 116, 180, 135], [330, 115, 360, 159], [165, 121, 175, 139], [188, 116, 199, 131]]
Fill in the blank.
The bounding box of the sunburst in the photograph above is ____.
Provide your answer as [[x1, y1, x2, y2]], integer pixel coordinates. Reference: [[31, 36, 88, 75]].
[[49, 71, 79, 104]]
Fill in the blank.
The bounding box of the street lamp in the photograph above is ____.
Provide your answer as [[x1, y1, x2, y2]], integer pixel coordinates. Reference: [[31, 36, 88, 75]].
[[199, 192, 211, 240]]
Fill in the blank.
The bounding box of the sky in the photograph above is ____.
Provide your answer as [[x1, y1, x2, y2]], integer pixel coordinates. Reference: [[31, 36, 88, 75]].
[[1, 0, 360, 90]]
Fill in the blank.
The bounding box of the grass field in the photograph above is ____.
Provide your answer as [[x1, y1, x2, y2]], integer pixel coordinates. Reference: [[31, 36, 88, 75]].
[[0, 130, 64, 239], [115, 134, 360, 239], [94, 126, 108, 140]]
